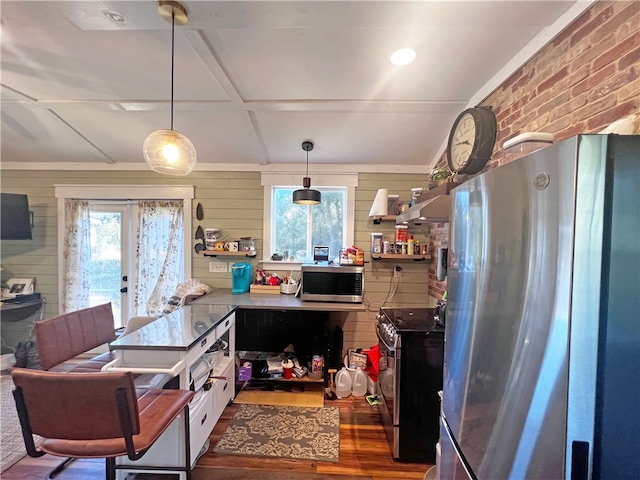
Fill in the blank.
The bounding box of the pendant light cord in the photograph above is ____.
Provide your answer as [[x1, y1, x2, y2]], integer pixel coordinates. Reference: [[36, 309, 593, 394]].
[[170, 10, 175, 131], [306, 149, 309, 177]]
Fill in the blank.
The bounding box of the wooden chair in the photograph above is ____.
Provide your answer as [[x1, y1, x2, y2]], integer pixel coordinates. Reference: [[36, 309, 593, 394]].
[[11, 368, 195, 480]]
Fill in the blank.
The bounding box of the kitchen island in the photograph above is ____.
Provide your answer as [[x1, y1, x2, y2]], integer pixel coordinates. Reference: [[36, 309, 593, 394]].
[[105, 304, 237, 477]]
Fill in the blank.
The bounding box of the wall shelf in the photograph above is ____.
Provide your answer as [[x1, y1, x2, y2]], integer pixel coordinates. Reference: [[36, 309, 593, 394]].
[[416, 181, 460, 202], [371, 254, 431, 261], [201, 250, 257, 258], [372, 183, 461, 225], [372, 215, 398, 225]]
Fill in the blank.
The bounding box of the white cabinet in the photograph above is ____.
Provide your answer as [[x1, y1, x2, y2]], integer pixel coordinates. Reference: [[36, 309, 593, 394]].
[[105, 305, 236, 479], [189, 359, 234, 464]]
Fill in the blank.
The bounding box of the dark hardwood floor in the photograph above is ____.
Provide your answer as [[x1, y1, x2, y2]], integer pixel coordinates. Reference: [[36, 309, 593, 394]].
[[2, 396, 433, 480]]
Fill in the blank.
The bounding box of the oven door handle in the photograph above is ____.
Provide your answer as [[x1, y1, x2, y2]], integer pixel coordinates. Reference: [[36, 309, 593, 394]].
[[376, 324, 395, 352]]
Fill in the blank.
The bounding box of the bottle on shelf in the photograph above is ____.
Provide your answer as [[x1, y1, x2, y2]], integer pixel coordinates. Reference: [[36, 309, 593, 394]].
[[407, 235, 415, 255], [395, 225, 408, 243]]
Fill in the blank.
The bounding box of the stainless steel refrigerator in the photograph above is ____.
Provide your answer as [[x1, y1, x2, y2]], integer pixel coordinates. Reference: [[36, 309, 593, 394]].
[[439, 134, 640, 480]]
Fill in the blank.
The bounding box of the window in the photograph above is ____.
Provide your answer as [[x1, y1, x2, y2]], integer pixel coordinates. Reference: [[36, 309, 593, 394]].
[[262, 173, 357, 267]]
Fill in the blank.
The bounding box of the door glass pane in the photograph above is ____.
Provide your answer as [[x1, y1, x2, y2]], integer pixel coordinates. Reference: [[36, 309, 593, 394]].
[[89, 211, 122, 327]]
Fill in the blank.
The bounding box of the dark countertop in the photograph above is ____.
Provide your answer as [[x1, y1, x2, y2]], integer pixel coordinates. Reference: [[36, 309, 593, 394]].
[[1, 296, 43, 322], [110, 303, 236, 351], [192, 289, 366, 312]]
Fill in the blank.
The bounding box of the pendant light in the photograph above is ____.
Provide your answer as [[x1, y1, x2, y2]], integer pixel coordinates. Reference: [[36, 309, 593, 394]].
[[293, 141, 321, 205], [143, 1, 196, 176]]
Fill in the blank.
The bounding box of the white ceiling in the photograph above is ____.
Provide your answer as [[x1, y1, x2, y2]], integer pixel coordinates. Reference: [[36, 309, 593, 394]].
[[0, 1, 591, 173]]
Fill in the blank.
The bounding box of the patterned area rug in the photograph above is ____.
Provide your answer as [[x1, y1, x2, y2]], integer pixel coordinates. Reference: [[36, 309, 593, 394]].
[[214, 404, 340, 463], [1, 375, 40, 473]]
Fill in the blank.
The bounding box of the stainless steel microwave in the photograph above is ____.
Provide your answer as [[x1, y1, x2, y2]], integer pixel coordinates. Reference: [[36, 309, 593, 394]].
[[300, 264, 364, 303]]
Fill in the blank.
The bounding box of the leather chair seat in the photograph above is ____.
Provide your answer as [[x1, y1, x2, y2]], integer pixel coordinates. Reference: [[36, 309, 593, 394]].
[[11, 368, 195, 480]]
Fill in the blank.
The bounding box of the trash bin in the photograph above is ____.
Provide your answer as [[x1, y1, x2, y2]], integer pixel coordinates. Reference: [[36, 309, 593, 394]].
[[231, 262, 252, 294]]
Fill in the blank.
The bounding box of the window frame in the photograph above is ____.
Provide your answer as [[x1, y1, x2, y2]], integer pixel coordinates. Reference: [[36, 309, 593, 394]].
[[261, 173, 357, 270]]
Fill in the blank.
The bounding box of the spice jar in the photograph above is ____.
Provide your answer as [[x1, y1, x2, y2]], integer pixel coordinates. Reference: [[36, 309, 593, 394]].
[[395, 225, 408, 243]]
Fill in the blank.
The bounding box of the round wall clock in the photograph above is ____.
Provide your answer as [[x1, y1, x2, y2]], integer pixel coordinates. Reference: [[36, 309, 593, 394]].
[[446, 106, 497, 175]]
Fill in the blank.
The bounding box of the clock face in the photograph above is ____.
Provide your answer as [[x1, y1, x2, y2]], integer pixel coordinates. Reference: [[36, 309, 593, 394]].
[[449, 112, 476, 171], [446, 107, 497, 175]]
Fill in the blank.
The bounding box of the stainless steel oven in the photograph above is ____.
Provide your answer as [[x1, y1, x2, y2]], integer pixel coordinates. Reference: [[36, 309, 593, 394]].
[[376, 307, 444, 463]]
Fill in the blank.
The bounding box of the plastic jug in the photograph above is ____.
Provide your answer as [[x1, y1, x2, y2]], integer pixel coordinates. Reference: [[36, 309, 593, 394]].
[[351, 367, 368, 397], [231, 262, 252, 294], [335, 367, 352, 398]]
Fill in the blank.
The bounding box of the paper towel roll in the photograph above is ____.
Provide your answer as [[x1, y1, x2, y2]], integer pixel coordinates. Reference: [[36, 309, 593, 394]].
[[368, 188, 389, 216]]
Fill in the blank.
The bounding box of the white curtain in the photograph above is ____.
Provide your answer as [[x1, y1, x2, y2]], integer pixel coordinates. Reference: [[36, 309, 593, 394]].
[[61, 199, 91, 312], [134, 200, 184, 316]]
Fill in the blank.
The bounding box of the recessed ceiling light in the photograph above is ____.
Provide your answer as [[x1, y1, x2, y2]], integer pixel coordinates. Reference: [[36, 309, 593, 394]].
[[390, 48, 416, 66], [103, 10, 127, 24]]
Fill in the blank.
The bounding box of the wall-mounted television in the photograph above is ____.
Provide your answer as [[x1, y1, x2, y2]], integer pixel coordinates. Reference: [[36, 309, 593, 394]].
[[1, 193, 33, 240]]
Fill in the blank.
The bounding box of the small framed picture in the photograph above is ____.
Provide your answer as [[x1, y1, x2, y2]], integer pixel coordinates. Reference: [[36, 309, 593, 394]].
[[6, 277, 35, 295]]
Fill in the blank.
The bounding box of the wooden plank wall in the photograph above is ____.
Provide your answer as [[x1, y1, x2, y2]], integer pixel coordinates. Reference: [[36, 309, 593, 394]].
[[0, 170, 436, 351]]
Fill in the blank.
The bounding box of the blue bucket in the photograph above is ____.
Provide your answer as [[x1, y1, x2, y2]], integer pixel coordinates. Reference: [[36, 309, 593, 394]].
[[231, 262, 252, 294]]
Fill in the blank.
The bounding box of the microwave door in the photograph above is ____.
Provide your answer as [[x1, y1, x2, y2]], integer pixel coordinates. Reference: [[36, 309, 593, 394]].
[[301, 267, 363, 303]]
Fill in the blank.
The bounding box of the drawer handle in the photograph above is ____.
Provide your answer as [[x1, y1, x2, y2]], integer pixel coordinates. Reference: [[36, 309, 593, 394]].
[[223, 383, 227, 391], [201, 337, 207, 347], [224, 319, 229, 327], [201, 413, 207, 426]]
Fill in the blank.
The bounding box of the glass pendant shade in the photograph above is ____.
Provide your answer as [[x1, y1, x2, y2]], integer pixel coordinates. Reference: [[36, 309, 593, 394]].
[[143, 1, 196, 176], [143, 129, 196, 176]]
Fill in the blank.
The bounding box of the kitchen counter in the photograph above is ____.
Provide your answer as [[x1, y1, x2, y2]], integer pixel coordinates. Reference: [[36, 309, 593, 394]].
[[192, 289, 366, 312], [110, 303, 236, 351]]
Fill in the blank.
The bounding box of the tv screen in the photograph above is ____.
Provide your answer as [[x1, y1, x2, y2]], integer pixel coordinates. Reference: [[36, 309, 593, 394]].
[[1, 193, 32, 240]]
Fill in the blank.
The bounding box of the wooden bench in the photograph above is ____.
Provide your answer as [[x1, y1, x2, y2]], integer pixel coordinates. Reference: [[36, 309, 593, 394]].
[[34, 303, 117, 373]]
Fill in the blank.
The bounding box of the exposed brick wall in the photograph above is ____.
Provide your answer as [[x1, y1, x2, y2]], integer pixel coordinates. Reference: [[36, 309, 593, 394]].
[[486, 0, 639, 169], [429, 0, 639, 298]]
